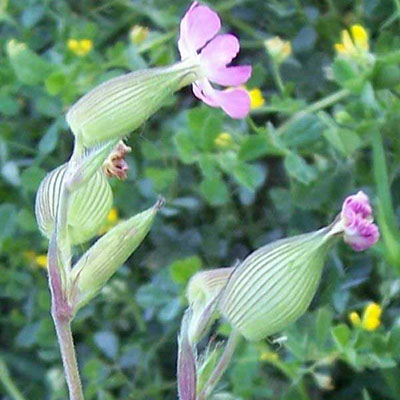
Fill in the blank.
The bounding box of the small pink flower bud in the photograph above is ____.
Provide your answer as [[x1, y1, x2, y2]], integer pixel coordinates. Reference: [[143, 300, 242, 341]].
[[340, 191, 380, 252]]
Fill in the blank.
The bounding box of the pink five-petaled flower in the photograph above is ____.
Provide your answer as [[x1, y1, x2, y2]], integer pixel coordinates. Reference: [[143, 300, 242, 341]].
[[341, 191, 380, 252], [178, 2, 252, 119]]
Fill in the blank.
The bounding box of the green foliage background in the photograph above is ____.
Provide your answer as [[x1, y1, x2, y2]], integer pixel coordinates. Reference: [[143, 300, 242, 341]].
[[1, 0, 400, 399]]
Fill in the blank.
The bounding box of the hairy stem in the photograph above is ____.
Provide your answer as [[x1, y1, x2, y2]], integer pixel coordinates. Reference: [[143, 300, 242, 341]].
[[197, 330, 241, 400], [53, 317, 84, 400]]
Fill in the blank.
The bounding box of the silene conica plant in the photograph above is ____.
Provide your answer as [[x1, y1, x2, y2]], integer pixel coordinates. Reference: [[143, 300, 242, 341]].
[[34, 2, 252, 399], [33, 2, 380, 400]]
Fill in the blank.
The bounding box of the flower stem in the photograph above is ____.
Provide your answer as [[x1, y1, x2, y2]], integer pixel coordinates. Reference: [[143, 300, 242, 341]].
[[277, 88, 351, 135], [197, 330, 241, 400], [53, 317, 84, 400], [272, 61, 285, 95], [0, 358, 27, 400], [371, 128, 400, 270]]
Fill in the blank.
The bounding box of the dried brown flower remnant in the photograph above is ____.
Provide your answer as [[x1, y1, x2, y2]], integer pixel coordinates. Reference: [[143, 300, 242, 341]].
[[103, 141, 132, 179]]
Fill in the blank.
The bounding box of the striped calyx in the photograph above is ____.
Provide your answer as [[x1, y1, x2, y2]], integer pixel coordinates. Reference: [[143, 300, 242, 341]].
[[66, 61, 199, 147], [70, 199, 163, 311], [186, 267, 233, 344], [219, 228, 335, 341], [35, 163, 113, 245]]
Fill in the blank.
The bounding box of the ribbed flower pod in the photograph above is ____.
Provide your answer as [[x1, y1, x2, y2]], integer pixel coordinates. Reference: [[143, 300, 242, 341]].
[[219, 228, 335, 341], [186, 267, 234, 344], [35, 163, 113, 245], [66, 61, 199, 147], [70, 199, 163, 311]]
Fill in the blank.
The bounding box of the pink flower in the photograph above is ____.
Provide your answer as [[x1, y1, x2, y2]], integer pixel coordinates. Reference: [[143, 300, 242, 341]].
[[341, 191, 380, 251], [178, 2, 252, 119]]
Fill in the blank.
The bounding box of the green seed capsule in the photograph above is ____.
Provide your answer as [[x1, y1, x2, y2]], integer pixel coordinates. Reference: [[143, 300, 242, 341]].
[[35, 163, 113, 245], [66, 61, 199, 147], [219, 228, 335, 341]]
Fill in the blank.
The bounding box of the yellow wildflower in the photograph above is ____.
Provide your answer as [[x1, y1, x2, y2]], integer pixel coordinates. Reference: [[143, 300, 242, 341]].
[[259, 351, 279, 363], [98, 208, 120, 235], [248, 88, 265, 109], [334, 25, 369, 57], [67, 39, 93, 56], [35, 254, 48, 269], [349, 302, 382, 331], [130, 25, 149, 45], [214, 132, 233, 149], [265, 36, 291, 64], [362, 302, 382, 331]]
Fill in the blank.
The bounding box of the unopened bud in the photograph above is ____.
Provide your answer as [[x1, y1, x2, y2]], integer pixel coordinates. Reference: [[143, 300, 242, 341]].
[[35, 164, 113, 245], [265, 37, 291, 64], [177, 310, 197, 400], [71, 199, 163, 310], [130, 25, 149, 45], [187, 267, 234, 344], [66, 62, 200, 147]]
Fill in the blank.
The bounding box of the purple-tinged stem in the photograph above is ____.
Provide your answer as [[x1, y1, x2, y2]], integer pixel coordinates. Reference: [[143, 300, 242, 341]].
[[197, 330, 241, 400]]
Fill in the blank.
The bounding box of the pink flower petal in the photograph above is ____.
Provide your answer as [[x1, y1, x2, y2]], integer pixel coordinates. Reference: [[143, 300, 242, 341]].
[[342, 190, 372, 219], [211, 87, 251, 119], [178, 2, 221, 59], [207, 65, 252, 86], [200, 34, 240, 69], [343, 212, 380, 252], [192, 79, 219, 107]]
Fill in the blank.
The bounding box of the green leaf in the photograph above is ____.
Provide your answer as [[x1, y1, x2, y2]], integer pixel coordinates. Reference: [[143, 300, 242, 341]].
[[281, 114, 324, 148], [315, 308, 333, 348], [169, 256, 202, 284], [45, 71, 67, 96], [238, 136, 272, 161], [6, 39, 53, 85], [323, 127, 362, 156], [39, 121, 60, 155], [331, 323, 351, 350], [187, 107, 223, 151], [232, 163, 266, 191], [0, 93, 19, 116], [21, 166, 46, 193], [199, 175, 229, 206], [198, 154, 218, 178], [144, 167, 177, 191], [94, 331, 119, 360], [0, 203, 17, 241], [332, 58, 357, 86], [284, 153, 317, 184], [174, 132, 198, 164]]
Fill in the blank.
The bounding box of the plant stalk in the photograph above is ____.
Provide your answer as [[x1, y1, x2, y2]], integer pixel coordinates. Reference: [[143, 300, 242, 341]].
[[52, 317, 84, 400], [371, 128, 400, 269], [277, 88, 351, 135]]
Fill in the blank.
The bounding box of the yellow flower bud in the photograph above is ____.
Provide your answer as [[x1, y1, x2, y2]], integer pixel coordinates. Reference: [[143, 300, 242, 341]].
[[265, 37, 291, 64], [349, 311, 361, 327], [214, 132, 233, 149], [334, 24, 369, 58], [130, 25, 149, 45]]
